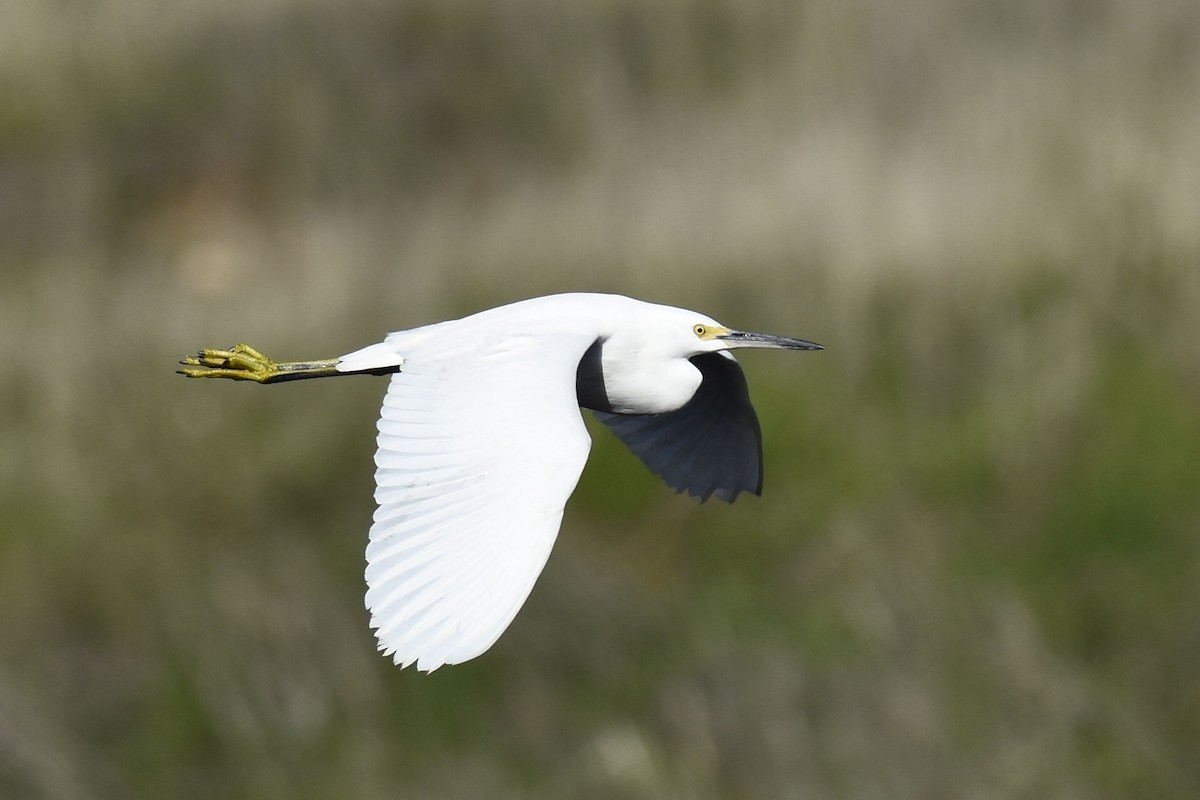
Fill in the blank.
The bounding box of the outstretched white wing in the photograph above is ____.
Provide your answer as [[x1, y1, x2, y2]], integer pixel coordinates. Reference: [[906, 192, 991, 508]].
[[363, 331, 593, 671]]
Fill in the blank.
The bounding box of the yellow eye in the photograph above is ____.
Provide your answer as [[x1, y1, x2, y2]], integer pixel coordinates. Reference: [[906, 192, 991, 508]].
[[693, 324, 707, 337]]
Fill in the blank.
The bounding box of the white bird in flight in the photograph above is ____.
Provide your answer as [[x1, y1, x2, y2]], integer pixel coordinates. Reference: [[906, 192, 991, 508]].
[[181, 293, 822, 671]]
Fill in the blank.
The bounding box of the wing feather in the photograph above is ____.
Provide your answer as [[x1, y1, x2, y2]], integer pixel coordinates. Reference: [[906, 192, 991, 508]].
[[365, 331, 593, 671], [593, 352, 763, 502]]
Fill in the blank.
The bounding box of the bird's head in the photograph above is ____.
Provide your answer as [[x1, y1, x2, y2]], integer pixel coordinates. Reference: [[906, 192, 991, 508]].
[[598, 301, 824, 411], [630, 303, 823, 360]]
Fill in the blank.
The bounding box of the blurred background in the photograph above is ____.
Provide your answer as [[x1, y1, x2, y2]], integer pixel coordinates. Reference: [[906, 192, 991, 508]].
[[2, 0, 1199, 797]]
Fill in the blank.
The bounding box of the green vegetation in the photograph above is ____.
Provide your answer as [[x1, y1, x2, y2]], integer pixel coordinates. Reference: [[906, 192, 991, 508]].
[[2, 0, 1198, 797]]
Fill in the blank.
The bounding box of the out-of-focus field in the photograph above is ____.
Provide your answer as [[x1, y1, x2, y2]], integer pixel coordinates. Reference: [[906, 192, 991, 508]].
[[2, 0, 1199, 797]]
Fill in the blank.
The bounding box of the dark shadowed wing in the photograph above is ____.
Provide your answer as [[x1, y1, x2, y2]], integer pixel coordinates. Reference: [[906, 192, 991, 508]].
[[591, 352, 763, 502]]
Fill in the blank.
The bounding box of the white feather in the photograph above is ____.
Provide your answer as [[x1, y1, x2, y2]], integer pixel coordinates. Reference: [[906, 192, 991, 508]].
[[363, 316, 595, 671]]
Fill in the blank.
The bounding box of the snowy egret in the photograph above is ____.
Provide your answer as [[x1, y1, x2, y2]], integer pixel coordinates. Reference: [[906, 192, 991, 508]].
[[180, 293, 822, 670]]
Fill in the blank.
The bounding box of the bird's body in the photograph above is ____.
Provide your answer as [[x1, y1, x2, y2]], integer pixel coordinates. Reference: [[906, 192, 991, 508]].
[[343, 294, 708, 412], [181, 293, 821, 670]]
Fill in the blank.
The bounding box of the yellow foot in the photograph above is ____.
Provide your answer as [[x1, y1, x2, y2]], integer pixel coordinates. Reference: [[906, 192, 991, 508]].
[[179, 343, 339, 383]]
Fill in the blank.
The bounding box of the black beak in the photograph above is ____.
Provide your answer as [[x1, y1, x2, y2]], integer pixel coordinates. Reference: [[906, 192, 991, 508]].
[[718, 330, 824, 351]]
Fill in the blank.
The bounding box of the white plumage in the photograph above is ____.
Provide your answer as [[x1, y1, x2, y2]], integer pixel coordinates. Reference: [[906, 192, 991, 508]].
[[354, 308, 595, 670], [182, 293, 822, 671]]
